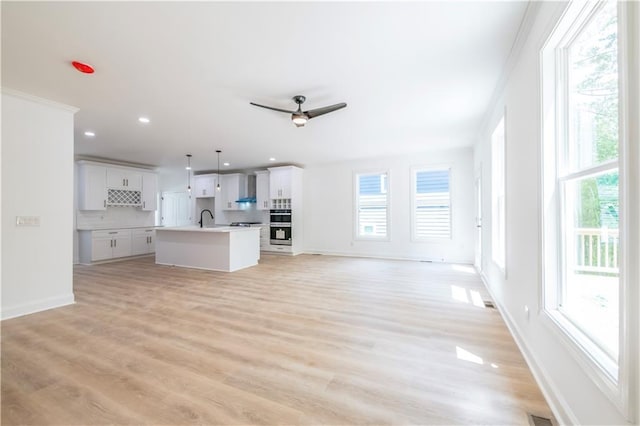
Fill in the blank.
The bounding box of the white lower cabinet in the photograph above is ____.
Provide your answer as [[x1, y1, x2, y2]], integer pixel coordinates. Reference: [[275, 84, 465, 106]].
[[86, 230, 132, 261], [91, 236, 116, 261], [269, 245, 292, 254], [259, 226, 270, 250], [132, 229, 156, 255], [79, 228, 156, 263]]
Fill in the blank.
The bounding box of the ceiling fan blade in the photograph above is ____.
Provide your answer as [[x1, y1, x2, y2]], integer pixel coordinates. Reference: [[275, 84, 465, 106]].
[[304, 103, 347, 119], [249, 102, 295, 114]]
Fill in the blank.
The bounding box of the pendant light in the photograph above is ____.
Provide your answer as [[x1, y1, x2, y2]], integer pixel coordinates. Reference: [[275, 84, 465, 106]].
[[216, 150, 222, 191], [185, 154, 192, 193]]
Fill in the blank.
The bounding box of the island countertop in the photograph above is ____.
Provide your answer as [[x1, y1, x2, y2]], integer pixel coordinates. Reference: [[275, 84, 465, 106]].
[[156, 225, 261, 233]]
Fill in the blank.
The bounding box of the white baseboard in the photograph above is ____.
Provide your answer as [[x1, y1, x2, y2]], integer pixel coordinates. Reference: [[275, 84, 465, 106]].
[[477, 272, 578, 425], [1, 293, 75, 321], [304, 248, 473, 264]]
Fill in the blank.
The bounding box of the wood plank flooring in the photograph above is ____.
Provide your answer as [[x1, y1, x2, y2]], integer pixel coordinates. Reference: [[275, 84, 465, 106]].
[[1, 254, 553, 425]]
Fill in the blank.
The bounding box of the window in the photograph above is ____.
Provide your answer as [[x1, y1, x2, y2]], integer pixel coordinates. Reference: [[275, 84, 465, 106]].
[[412, 167, 451, 240], [491, 116, 506, 269], [542, 0, 629, 410], [355, 171, 389, 239]]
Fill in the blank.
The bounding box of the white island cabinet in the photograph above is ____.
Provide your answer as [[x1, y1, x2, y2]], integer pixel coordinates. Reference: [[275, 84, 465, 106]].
[[155, 226, 259, 272]]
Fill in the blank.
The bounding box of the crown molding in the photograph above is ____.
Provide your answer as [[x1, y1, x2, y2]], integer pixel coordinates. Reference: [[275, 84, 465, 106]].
[[1, 87, 79, 113], [478, 1, 542, 135]]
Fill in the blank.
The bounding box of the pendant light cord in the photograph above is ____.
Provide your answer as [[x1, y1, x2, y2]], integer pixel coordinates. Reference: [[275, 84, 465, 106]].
[[216, 150, 222, 191], [186, 154, 192, 192]]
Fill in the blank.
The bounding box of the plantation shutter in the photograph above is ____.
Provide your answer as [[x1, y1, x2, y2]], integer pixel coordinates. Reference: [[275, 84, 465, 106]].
[[414, 169, 451, 239], [357, 173, 388, 238]]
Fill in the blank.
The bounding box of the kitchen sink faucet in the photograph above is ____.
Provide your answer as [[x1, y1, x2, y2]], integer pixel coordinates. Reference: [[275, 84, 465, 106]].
[[198, 209, 214, 228]]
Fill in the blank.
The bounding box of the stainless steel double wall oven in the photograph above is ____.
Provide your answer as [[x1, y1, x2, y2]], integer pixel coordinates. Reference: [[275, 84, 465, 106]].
[[270, 209, 292, 245]]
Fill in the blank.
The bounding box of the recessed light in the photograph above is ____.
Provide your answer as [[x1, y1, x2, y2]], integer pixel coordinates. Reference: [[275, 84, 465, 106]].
[[138, 117, 150, 124], [223, 162, 230, 166], [269, 157, 276, 161], [84, 131, 95, 137], [185, 166, 192, 170]]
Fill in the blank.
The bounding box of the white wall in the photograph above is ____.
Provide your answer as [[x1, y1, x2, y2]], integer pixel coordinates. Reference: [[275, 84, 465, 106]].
[[303, 147, 475, 263], [158, 167, 188, 194], [1, 90, 77, 319], [475, 2, 639, 424]]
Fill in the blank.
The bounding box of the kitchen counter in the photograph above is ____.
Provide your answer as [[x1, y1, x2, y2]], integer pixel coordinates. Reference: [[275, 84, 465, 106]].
[[155, 226, 260, 272], [159, 225, 261, 233], [76, 225, 163, 231]]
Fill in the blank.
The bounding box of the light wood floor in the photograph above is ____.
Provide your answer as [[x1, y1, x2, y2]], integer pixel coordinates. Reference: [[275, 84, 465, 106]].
[[2, 254, 553, 425]]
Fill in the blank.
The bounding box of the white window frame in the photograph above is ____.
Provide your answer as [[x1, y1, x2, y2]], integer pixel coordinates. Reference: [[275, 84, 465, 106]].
[[410, 166, 452, 241], [540, 1, 635, 419], [491, 114, 506, 272], [353, 170, 390, 241]]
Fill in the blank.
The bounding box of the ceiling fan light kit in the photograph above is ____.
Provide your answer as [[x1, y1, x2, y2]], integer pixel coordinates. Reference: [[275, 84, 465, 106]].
[[291, 114, 308, 127], [250, 95, 346, 127]]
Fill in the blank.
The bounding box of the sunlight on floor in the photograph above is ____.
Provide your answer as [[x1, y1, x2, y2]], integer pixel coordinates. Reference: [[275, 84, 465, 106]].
[[451, 285, 469, 303], [450, 285, 485, 308], [456, 346, 483, 365], [455, 346, 500, 369]]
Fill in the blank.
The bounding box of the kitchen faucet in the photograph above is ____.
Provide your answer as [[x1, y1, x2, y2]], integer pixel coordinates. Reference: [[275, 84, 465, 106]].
[[198, 209, 214, 228]]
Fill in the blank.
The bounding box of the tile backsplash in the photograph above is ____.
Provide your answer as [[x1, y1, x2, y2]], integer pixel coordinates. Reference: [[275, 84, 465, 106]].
[[76, 206, 155, 229]]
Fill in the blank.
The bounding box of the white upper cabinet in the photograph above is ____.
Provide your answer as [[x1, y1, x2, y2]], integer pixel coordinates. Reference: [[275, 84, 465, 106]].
[[78, 163, 107, 210], [141, 172, 158, 211], [106, 168, 142, 190], [220, 173, 246, 210], [269, 166, 294, 199], [77, 161, 157, 211], [193, 174, 217, 198], [255, 170, 270, 210]]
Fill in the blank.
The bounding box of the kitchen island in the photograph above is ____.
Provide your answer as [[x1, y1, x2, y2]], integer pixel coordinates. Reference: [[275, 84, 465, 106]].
[[155, 226, 260, 272]]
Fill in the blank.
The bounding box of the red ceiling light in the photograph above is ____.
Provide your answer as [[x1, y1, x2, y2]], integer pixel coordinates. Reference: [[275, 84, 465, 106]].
[[71, 61, 94, 74]]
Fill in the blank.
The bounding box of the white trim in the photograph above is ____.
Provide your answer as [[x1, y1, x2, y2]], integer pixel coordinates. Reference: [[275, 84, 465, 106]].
[[558, 159, 619, 182], [491, 112, 506, 274], [625, 2, 640, 422], [540, 1, 634, 419], [1, 87, 79, 113], [1, 294, 75, 321], [474, 166, 483, 272], [480, 1, 542, 133], [615, 2, 637, 420], [75, 158, 157, 171], [478, 271, 579, 426], [304, 249, 466, 265], [539, 308, 620, 397]]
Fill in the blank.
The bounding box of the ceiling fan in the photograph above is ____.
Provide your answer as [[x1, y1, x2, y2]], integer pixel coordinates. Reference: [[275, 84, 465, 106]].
[[250, 95, 347, 127]]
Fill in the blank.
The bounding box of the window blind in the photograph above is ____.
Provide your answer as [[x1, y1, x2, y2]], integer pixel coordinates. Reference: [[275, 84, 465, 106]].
[[414, 169, 450, 239], [357, 173, 388, 238]]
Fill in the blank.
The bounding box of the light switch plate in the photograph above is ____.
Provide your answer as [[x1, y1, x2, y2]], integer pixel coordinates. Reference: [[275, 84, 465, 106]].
[[16, 216, 40, 226]]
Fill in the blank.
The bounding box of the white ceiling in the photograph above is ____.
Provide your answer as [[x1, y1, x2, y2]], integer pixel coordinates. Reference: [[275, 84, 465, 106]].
[[2, 1, 528, 173]]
